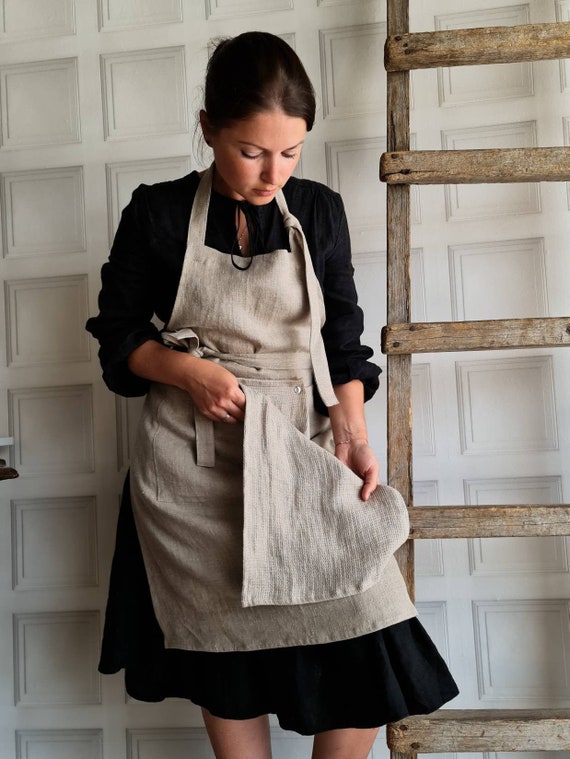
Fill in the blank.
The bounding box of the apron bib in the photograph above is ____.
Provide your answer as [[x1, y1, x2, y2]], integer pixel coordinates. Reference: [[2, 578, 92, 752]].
[[130, 166, 416, 652]]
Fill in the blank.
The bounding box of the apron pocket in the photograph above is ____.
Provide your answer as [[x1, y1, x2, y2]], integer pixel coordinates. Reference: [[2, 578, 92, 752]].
[[148, 385, 243, 503], [240, 376, 311, 435]]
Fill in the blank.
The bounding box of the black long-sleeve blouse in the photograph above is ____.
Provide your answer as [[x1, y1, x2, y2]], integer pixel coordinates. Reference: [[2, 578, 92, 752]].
[[86, 171, 380, 410]]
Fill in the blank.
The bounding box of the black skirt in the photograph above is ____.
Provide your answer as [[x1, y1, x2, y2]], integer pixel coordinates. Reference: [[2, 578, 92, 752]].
[[99, 476, 459, 736]]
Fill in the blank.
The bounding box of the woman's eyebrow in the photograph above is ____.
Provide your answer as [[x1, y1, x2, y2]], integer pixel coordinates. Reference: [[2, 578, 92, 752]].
[[238, 140, 305, 151]]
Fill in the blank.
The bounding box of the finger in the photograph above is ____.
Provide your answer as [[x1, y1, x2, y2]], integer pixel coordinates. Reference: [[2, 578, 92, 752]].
[[231, 388, 247, 411], [229, 401, 246, 420], [360, 470, 379, 502], [223, 400, 245, 421]]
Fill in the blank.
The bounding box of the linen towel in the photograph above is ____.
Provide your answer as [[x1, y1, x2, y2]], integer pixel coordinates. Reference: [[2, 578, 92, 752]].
[[241, 385, 410, 607]]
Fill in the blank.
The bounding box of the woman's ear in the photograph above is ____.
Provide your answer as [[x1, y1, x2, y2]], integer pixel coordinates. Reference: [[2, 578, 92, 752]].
[[199, 110, 212, 146]]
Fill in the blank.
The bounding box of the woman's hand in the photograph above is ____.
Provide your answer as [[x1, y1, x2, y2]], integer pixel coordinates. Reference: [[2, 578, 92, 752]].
[[127, 341, 245, 423], [334, 439, 379, 501], [329, 380, 380, 502], [182, 358, 246, 423]]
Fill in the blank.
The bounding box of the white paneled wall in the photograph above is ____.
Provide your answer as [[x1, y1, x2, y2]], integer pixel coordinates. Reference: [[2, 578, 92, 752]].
[[0, 1, 569, 758]]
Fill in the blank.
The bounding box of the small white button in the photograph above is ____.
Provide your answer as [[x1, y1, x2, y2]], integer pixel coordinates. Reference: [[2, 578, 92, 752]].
[[293, 385, 302, 394]]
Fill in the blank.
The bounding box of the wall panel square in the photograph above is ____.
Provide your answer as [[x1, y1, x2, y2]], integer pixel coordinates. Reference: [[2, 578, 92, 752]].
[[456, 356, 558, 455], [2, 167, 85, 258], [98, 0, 182, 30], [13, 611, 101, 705], [5, 275, 90, 365], [9, 385, 95, 475], [101, 47, 188, 140], [0, 0, 75, 40], [205, 0, 292, 19], [473, 599, 570, 703], [319, 23, 386, 119], [127, 728, 214, 759], [16, 729, 102, 759], [0, 58, 80, 148], [449, 238, 548, 321], [11, 496, 98, 590]]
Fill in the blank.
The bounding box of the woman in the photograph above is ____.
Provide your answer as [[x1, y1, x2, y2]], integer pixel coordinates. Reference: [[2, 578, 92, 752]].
[[87, 31, 458, 759]]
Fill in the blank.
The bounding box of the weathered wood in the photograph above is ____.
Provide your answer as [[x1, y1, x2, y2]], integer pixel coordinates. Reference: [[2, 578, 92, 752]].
[[387, 359, 413, 594], [382, 317, 570, 354], [386, 0, 414, 601], [386, 0, 408, 37], [382, 9, 570, 759], [385, 22, 570, 72], [387, 356, 413, 499], [387, 76, 410, 157], [381, 147, 570, 184], [408, 505, 570, 539], [388, 709, 570, 752]]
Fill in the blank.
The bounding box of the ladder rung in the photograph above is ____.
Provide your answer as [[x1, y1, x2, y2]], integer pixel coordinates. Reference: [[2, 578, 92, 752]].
[[382, 318, 570, 354], [385, 22, 570, 72], [381, 147, 570, 184], [388, 709, 570, 752], [408, 505, 570, 539]]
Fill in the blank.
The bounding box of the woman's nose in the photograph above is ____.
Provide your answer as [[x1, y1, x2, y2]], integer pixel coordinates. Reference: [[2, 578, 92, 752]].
[[261, 159, 280, 186]]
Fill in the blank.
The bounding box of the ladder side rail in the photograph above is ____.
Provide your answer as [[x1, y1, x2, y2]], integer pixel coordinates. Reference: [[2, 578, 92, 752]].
[[385, 22, 570, 71], [386, 0, 415, 599]]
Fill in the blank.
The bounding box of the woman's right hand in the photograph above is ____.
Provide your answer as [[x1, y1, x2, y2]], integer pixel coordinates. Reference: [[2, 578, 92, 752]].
[[127, 341, 246, 423], [182, 357, 246, 423]]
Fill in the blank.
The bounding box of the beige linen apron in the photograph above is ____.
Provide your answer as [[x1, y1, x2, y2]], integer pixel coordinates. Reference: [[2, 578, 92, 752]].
[[130, 166, 416, 652]]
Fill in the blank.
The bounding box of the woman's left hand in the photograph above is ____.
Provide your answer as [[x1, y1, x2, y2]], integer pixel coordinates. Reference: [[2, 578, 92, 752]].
[[335, 440, 380, 502]]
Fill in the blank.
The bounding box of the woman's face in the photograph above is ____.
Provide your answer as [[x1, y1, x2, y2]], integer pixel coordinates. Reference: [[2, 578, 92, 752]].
[[200, 109, 307, 205]]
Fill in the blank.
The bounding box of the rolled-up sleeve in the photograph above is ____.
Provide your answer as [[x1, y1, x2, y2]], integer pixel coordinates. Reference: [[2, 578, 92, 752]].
[[86, 186, 161, 396], [317, 193, 381, 402]]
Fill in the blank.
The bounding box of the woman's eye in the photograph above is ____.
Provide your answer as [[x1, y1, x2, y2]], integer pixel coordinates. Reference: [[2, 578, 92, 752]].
[[241, 151, 261, 160], [283, 153, 297, 160]]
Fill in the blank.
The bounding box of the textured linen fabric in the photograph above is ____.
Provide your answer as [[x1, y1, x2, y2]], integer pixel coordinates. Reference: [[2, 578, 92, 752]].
[[85, 171, 381, 413], [241, 384, 410, 606], [128, 167, 416, 651]]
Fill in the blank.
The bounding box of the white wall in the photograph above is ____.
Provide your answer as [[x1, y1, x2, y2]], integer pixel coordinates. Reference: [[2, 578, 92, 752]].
[[0, 1, 568, 757]]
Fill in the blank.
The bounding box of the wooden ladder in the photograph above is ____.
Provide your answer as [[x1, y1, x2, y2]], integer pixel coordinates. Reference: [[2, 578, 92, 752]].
[[381, 2, 570, 755]]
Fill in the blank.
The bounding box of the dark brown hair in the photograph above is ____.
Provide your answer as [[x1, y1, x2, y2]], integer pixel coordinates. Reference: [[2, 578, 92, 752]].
[[204, 31, 316, 132]]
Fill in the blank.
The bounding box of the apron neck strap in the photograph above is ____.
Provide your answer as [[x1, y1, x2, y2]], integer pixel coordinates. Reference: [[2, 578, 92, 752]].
[[186, 164, 214, 249], [276, 188, 338, 409]]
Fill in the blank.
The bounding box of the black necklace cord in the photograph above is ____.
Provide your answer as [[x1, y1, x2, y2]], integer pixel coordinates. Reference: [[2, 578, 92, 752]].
[[230, 201, 262, 271]]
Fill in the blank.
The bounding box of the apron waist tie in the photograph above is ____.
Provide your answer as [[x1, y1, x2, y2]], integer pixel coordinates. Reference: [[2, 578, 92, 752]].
[[163, 331, 316, 468]]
